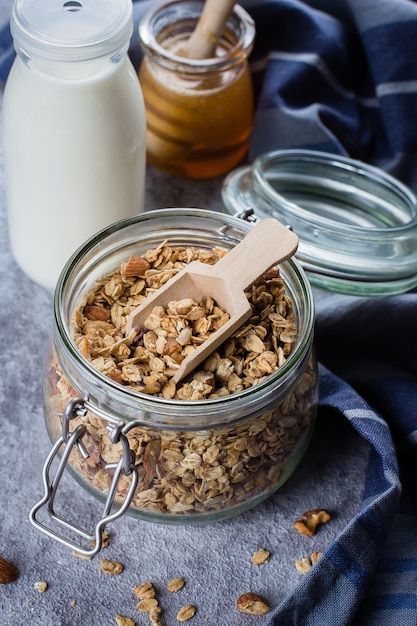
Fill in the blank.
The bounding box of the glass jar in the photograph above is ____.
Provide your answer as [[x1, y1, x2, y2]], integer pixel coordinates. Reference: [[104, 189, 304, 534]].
[[31, 209, 317, 556], [3, 0, 146, 291], [137, 0, 255, 178], [222, 149, 417, 296]]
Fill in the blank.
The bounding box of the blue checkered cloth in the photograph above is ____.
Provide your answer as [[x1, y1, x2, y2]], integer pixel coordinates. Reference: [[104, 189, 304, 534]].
[[1, 2, 416, 624], [247, 0, 417, 193], [295, 293, 417, 626]]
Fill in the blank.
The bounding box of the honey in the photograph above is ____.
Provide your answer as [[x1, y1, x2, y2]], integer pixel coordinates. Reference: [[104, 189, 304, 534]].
[[138, 0, 255, 179]]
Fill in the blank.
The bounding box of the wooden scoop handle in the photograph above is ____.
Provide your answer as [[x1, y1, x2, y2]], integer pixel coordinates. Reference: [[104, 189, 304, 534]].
[[186, 0, 236, 59], [207, 218, 298, 292]]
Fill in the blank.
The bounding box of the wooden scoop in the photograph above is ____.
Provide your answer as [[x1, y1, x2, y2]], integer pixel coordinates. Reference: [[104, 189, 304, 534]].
[[186, 0, 237, 59], [126, 218, 298, 385]]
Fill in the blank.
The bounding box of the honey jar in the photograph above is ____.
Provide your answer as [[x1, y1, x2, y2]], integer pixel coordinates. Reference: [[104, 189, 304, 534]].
[[31, 209, 317, 556], [137, 0, 255, 178]]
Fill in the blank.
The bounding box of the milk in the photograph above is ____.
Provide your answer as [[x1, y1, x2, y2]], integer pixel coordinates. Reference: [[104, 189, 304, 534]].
[[3, 0, 146, 291]]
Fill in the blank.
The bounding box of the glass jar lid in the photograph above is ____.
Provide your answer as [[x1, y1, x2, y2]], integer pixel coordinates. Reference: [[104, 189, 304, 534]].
[[222, 150, 417, 296], [11, 0, 133, 62]]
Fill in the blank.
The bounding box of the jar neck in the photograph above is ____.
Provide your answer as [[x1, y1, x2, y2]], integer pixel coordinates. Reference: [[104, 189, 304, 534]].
[[15, 46, 129, 79], [138, 0, 255, 74], [54, 209, 314, 430]]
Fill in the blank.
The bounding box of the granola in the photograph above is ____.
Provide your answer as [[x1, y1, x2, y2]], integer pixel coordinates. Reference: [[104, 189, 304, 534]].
[[295, 551, 322, 574], [293, 510, 331, 536], [45, 240, 316, 518], [100, 559, 124, 575], [133, 581, 156, 600], [251, 548, 271, 565], [176, 604, 197, 622], [115, 617, 135, 626], [167, 577, 185, 592]]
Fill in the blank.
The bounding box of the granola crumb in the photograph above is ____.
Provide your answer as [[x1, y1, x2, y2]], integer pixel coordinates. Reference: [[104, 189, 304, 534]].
[[115, 616, 136, 626], [34, 580, 48, 593], [167, 577, 185, 592], [100, 559, 124, 575], [295, 551, 323, 574], [136, 598, 159, 613], [149, 606, 163, 626], [176, 604, 197, 622], [236, 592, 270, 615], [132, 581, 156, 599], [251, 548, 270, 565], [72, 550, 93, 560], [91, 530, 110, 549], [293, 509, 331, 536]]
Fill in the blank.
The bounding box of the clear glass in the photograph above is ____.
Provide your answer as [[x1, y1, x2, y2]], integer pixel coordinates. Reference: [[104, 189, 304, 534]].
[[3, 0, 146, 290], [10, 0, 134, 62], [44, 208, 317, 524], [222, 150, 417, 296], [137, 0, 255, 179]]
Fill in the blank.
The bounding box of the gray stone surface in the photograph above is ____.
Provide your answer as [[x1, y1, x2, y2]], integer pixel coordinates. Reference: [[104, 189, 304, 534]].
[[0, 2, 369, 624]]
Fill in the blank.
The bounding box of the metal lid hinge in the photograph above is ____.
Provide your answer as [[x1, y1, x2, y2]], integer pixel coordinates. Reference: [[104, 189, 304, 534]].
[[29, 396, 138, 557]]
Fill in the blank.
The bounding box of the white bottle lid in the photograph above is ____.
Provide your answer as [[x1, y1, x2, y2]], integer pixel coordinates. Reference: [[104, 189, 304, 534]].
[[10, 0, 133, 62]]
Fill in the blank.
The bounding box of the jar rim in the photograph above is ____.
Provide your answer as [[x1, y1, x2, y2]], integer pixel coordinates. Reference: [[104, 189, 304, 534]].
[[138, 0, 255, 72], [11, 0, 133, 63], [222, 149, 417, 295], [54, 208, 314, 428]]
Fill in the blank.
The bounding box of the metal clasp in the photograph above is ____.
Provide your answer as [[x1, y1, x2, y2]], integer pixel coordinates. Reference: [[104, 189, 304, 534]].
[[29, 397, 138, 557], [234, 207, 258, 223]]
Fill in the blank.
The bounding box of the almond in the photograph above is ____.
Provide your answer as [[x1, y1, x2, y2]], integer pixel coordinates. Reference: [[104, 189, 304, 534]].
[[236, 592, 270, 615], [123, 255, 150, 278], [83, 304, 111, 321], [0, 556, 19, 584]]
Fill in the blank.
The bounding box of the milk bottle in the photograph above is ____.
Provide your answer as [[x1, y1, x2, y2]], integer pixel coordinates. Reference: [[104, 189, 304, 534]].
[[3, 0, 146, 290]]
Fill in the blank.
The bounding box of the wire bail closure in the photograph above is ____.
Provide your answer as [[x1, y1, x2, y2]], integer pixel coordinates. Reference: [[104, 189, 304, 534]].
[[29, 396, 138, 557]]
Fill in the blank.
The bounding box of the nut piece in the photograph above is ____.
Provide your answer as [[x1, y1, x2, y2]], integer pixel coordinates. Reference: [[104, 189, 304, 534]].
[[176, 604, 197, 622], [123, 255, 151, 278], [0, 556, 18, 584], [83, 304, 111, 321], [34, 580, 48, 593], [310, 550, 322, 565], [236, 592, 270, 615], [295, 551, 323, 574], [252, 548, 271, 565], [295, 556, 312, 575], [100, 559, 124, 575], [167, 577, 185, 592], [293, 509, 331, 536], [115, 616, 135, 626]]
